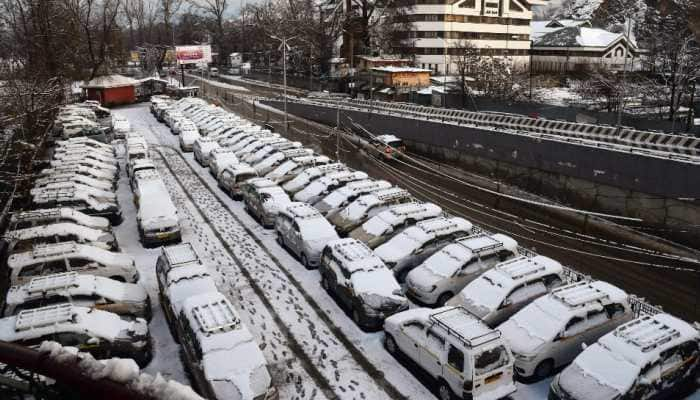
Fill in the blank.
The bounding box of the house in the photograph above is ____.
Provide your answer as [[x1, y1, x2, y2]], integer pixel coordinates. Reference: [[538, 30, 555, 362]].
[[363, 66, 431, 101], [530, 19, 645, 73], [355, 55, 411, 72], [83, 74, 138, 106]]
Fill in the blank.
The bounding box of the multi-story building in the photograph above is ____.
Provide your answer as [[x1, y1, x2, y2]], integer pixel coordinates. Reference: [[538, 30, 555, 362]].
[[395, 0, 546, 74]]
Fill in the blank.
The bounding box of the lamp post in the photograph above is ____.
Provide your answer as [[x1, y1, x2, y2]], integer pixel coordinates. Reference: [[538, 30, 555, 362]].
[[269, 35, 297, 135], [616, 15, 633, 130]]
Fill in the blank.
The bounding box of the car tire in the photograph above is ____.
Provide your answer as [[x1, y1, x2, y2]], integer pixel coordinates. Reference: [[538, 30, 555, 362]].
[[384, 334, 399, 356], [437, 292, 453, 307], [535, 359, 554, 379], [352, 308, 362, 326], [438, 380, 455, 400], [321, 275, 330, 291], [301, 254, 311, 270], [276, 234, 284, 247]]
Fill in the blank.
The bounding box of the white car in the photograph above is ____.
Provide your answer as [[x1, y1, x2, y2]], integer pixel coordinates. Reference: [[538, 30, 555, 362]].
[[253, 148, 314, 176], [499, 280, 634, 380], [405, 233, 519, 306], [282, 163, 347, 194], [9, 208, 110, 231], [447, 255, 565, 327], [549, 313, 700, 400], [313, 179, 392, 216], [349, 202, 443, 248], [208, 148, 239, 178], [193, 137, 221, 166], [180, 126, 201, 151], [134, 171, 181, 246], [3, 222, 117, 253], [374, 216, 473, 280], [32, 187, 122, 225], [384, 306, 517, 400], [217, 163, 258, 199], [275, 202, 339, 269], [35, 172, 114, 192], [293, 170, 369, 204], [242, 179, 292, 227], [265, 155, 331, 184], [241, 141, 302, 165], [328, 188, 412, 235]]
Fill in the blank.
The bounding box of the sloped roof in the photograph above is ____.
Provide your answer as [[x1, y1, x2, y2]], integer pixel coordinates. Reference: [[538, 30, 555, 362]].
[[534, 26, 631, 49], [83, 74, 138, 89], [531, 19, 592, 40]]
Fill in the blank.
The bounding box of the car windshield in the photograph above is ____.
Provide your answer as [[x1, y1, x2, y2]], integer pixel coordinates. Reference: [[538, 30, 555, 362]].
[[473, 345, 510, 376], [298, 220, 337, 241], [558, 359, 626, 400]]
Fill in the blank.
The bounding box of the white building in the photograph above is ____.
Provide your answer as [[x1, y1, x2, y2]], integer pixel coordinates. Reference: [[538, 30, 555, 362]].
[[396, 0, 547, 74]]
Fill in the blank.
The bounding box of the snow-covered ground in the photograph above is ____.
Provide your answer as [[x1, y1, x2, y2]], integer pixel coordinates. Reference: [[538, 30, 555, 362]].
[[113, 102, 700, 400]]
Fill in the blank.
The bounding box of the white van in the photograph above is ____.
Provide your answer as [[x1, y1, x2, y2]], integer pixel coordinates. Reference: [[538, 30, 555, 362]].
[[349, 202, 443, 249], [135, 172, 181, 246], [327, 188, 412, 235]]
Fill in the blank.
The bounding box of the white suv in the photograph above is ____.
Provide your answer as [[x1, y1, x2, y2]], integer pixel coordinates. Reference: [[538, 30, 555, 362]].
[[313, 179, 392, 216], [349, 202, 443, 249], [265, 155, 331, 184], [293, 170, 368, 204], [328, 188, 412, 235], [275, 202, 339, 269], [384, 306, 517, 400], [282, 163, 347, 194], [405, 233, 518, 306], [499, 280, 634, 380]]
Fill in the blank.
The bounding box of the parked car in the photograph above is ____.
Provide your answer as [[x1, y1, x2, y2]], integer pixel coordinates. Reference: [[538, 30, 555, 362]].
[[0, 303, 152, 366], [319, 238, 407, 329], [242, 141, 302, 165], [349, 202, 443, 249], [208, 148, 239, 178], [32, 187, 122, 225], [499, 280, 634, 380], [282, 163, 347, 194], [275, 202, 339, 269], [372, 134, 406, 160], [253, 148, 314, 176], [447, 255, 565, 327], [39, 164, 116, 186], [549, 313, 700, 400], [7, 242, 137, 286], [242, 179, 292, 228], [48, 158, 117, 176], [177, 292, 277, 400], [53, 149, 117, 165], [314, 179, 392, 216], [293, 170, 369, 204], [217, 163, 258, 199], [2, 222, 117, 253], [4, 272, 150, 319], [374, 216, 473, 281], [193, 137, 221, 166], [134, 171, 181, 247], [384, 306, 517, 400], [31, 182, 116, 203], [180, 126, 201, 152], [265, 155, 331, 184], [328, 188, 412, 235], [9, 208, 110, 232], [405, 233, 519, 306], [111, 115, 130, 139], [35, 172, 114, 192]]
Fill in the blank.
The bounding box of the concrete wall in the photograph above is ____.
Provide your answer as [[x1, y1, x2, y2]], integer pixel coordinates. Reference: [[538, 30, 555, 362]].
[[265, 100, 700, 246]]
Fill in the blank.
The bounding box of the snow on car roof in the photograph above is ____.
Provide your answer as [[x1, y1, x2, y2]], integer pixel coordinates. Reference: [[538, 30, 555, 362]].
[[4, 222, 109, 243], [137, 177, 178, 227], [414, 216, 472, 237], [361, 202, 442, 237], [248, 177, 276, 189], [484, 255, 563, 288], [329, 238, 375, 266], [10, 208, 109, 230], [8, 241, 134, 270], [187, 292, 241, 335], [283, 202, 323, 220], [550, 280, 628, 309], [223, 162, 256, 175], [163, 243, 200, 267], [455, 233, 518, 255], [429, 307, 502, 348]]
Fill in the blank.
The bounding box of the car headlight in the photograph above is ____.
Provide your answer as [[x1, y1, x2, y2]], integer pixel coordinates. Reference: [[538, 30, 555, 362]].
[[515, 352, 537, 362], [428, 285, 437, 293]]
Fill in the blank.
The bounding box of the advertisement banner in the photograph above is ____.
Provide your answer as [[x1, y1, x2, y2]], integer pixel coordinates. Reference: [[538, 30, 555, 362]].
[[176, 45, 212, 65]]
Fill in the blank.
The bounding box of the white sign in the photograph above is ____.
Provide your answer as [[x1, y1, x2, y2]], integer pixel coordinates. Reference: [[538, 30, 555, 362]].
[[176, 45, 212, 65]]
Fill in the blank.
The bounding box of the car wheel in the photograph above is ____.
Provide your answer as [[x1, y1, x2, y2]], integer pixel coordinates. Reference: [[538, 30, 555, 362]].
[[352, 308, 362, 326], [385, 334, 399, 355], [321, 275, 330, 291], [301, 254, 310, 270], [437, 292, 453, 307], [438, 380, 454, 400], [276, 234, 284, 247], [535, 359, 554, 379]]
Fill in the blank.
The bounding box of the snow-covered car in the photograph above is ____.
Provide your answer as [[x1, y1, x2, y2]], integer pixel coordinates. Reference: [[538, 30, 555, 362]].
[[4, 272, 150, 319], [60, 122, 108, 143], [218, 129, 271, 149], [242, 179, 292, 228], [282, 162, 347, 194], [179, 126, 201, 151], [54, 142, 114, 158], [31, 182, 116, 203], [39, 164, 116, 186], [9, 208, 110, 232], [313, 179, 392, 216], [7, 242, 138, 286], [372, 134, 406, 160], [217, 163, 258, 199], [384, 306, 517, 400], [549, 313, 700, 400], [208, 148, 239, 178], [405, 233, 519, 306], [53, 148, 117, 165], [34, 172, 114, 192], [128, 159, 156, 189], [2, 222, 117, 253], [253, 148, 314, 176], [275, 202, 339, 269], [164, 110, 184, 129], [328, 188, 412, 235], [293, 170, 369, 204], [241, 140, 302, 165], [32, 187, 122, 225], [173, 118, 196, 135], [233, 137, 287, 159], [265, 155, 331, 184], [177, 292, 277, 400], [349, 202, 443, 249], [498, 280, 634, 380], [49, 157, 118, 177], [155, 243, 218, 340], [57, 137, 113, 153], [193, 137, 221, 166], [0, 303, 152, 366], [319, 238, 407, 329], [111, 115, 130, 139], [134, 171, 181, 247], [446, 255, 565, 327], [374, 216, 473, 281]]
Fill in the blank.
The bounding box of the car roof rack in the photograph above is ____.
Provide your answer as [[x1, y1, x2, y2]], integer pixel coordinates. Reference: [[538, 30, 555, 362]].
[[15, 303, 75, 331], [614, 315, 682, 353], [374, 188, 410, 202], [27, 272, 80, 294], [551, 281, 610, 307], [12, 208, 62, 222], [429, 307, 502, 348], [493, 256, 548, 281], [454, 233, 504, 254], [32, 242, 78, 258], [281, 148, 312, 158], [163, 243, 200, 266], [191, 297, 241, 335], [417, 217, 462, 235], [332, 239, 373, 262]]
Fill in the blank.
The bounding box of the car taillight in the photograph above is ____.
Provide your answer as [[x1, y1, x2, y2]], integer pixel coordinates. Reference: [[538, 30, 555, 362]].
[[463, 380, 473, 391]]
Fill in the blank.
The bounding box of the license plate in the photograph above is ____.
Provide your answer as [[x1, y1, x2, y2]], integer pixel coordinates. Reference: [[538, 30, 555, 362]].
[[156, 232, 172, 239], [485, 372, 502, 384]]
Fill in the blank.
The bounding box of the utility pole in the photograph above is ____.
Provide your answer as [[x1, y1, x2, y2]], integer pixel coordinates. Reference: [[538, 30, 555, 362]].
[[336, 106, 341, 161], [617, 15, 633, 130], [270, 35, 297, 135]]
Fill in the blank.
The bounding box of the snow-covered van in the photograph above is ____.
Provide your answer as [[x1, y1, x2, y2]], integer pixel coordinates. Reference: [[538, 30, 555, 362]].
[[241, 179, 292, 228], [349, 202, 443, 249], [253, 148, 314, 176], [4, 272, 150, 319], [275, 203, 339, 269], [374, 216, 473, 280], [177, 292, 277, 400], [32, 187, 122, 225], [447, 255, 565, 327], [9, 208, 110, 231], [405, 233, 519, 306], [499, 280, 634, 380], [193, 137, 221, 166], [208, 147, 239, 178], [7, 242, 137, 286], [549, 313, 700, 400], [314, 179, 392, 216], [217, 163, 258, 199], [319, 238, 407, 329], [0, 303, 151, 366], [134, 172, 180, 246], [282, 163, 347, 194], [3, 222, 117, 253], [293, 170, 369, 204], [328, 188, 413, 235], [265, 155, 331, 184], [384, 306, 517, 400]]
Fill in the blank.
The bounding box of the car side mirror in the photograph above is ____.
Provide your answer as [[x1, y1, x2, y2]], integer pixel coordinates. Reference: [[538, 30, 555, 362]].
[[87, 337, 100, 345]]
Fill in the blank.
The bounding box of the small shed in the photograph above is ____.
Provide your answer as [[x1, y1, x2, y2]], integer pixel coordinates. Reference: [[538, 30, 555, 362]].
[[83, 74, 138, 106]]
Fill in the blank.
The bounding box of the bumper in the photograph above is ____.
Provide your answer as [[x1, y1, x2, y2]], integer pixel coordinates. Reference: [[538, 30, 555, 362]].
[[180, 142, 193, 152], [513, 357, 540, 378], [468, 382, 517, 400], [142, 229, 182, 247], [405, 286, 439, 306]]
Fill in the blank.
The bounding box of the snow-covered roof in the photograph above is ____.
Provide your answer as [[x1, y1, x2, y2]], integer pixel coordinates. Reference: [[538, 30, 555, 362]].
[[319, 179, 392, 210], [82, 74, 138, 89], [531, 19, 592, 40], [375, 217, 472, 263], [534, 25, 635, 49], [374, 134, 402, 144], [295, 171, 369, 201], [371, 66, 431, 73], [360, 202, 442, 237], [3, 222, 112, 245], [415, 216, 472, 236], [136, 176, 178, 229], [8, 241, 134, 270], [163, 243, 200, 267], [550, 280, 628, 308], [281, 202, 323, 220], [10, 208, 110, 231]]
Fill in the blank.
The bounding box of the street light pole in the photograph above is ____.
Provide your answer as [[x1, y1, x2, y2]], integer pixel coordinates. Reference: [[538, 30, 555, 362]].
[[617, 15, 633, 130], [270, 35, 297, 135]]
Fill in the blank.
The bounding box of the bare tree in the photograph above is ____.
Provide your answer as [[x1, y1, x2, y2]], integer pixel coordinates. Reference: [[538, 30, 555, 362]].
[[189, 0, 229, 64], [160, 0, 185, 45], [451, 40, 479, 108]]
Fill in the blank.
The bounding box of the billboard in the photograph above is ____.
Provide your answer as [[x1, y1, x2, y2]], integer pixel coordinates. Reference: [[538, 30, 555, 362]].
[[175, 45, 212, 65]]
